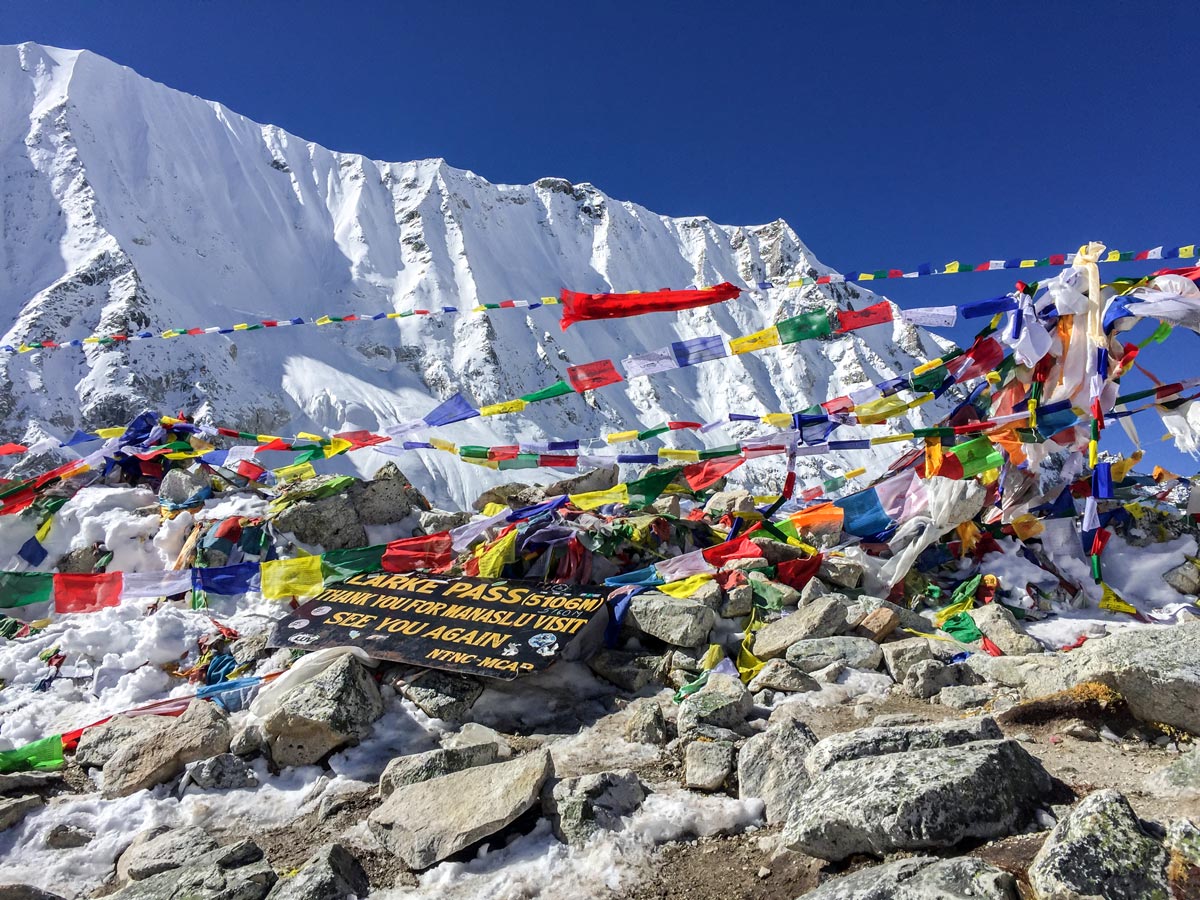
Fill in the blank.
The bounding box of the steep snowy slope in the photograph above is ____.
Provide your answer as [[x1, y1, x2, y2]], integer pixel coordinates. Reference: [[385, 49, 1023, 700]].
[[0, 42, 949, 506]]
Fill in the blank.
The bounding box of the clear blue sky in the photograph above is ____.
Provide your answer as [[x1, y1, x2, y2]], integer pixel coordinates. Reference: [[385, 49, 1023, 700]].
[[3, 0, 1196, 468]]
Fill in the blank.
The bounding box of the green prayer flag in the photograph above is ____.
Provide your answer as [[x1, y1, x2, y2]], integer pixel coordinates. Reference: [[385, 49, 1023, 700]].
[[321, 546, 386, 581], [947, 437, 1004, 478], [457, 445, 490, 459], [520, 381, 574, 403], [0, 572, 54, 608], [626, 467, 682, 506], [777, 310, 832, 344], [699, 444, 741, 460], [940, 612, 983, 643], [636, 424, 671, 441], [292, 446, 324, 464], [498, 454, 540, 470], [0, 733, 64, 774]]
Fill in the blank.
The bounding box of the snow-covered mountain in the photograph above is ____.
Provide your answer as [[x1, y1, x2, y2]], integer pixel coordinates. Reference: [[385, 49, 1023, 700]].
[[0, 42, 948, 506]]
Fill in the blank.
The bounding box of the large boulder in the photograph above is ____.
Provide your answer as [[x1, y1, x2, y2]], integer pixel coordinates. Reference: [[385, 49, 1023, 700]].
[[683, 741, 734, 792], [109, 839, 276, 900], [748, 658, 819, 694], [587, 649, 662, 692], [966, 603, 1043, 655], [751, 596, 852, 660], [261, 655, 383, 768], [737, 717, 818, 824], [676, 674, 753, 739], [1028, 790, 1169, 900], [265, 843, 369, 900], [1163, 559, 1200, 596], [348, 462, 429, 525], [117, 826, 219, 882], [395, 670, 483, 723], [544, 769, 646, 846], [625, 593, 716, 648], [785, 636, 882, 673], [182, 753, 258, 791], [0, 794, 41, 832], [75, 714, 172, 769], [102, 700, 231, 798], [159, 467, 211, 506], [368, 749, 553, 869], [804, 716, 1002, 773], [798, 856, 1018, 900], [379, 743, 500, 797], [273, 489, 368, 551]]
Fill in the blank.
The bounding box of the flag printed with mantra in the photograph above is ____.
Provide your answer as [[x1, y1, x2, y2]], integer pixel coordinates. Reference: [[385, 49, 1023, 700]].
[[559, 283, 741, 329]]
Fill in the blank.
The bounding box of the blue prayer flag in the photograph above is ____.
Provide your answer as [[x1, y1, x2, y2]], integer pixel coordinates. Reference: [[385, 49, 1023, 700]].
[[423, 392, 480, 427]]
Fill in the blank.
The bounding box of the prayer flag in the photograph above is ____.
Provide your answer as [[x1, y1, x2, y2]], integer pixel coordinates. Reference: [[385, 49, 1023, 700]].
[[774, 554, 823, 590], [119, 570, 192, 599], [560, 282, 740, 330], [568, 359, 624, 392], [17, 536, 47, 567], [0, 571, 54, 608], [683, 456, 745, 491], [900, 306, 958, 328], [671, 335, 727, 367], [833, 488, 893, 537], [194, 563, 260, 596], [521, 381, 574, 403], [476, 528, 518, 577], [321, 546, 386, 580], [53, 572, 122, 614], [627, 468, 682, 506], [777, 310, 832, 344], [701, 535, 764, 567], [423, 392, 479, 426], [480, 399, 527, 416], [381, 533, 454, 573], [622, 347, 679, 377], [570, 484, 629, 510], [658, 574, 716, 598], [260, 556, 326, 601], [0, 734, 64, 774], [274, 462, 316, 483], [836, 302, 893, 332], [729, 327, 781, 355]]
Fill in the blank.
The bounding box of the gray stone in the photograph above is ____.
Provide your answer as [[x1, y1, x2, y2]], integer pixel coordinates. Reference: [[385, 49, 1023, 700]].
[[624, 701, 669, 745], [545, 769, 646, 845], [721, 556, 771, 572], [966, 603, 1043, 655], [844, 595, 930, 635], [1145, 748, 1200, 800], [310, 779, 373, 822], [379, 743, 500, 797], [747, 570, 801, 606], [737, 717, 817, 824], [266, 843, 368, 900], [117, 825, 220, 881], [586, 649, 661, 692], [418, 508, 472, 534], [752, 596, 852, 660], [230, 722, 269, 758], [798, 856, 1019, 900], [805, 717, 1003, 774], [903, 659, 966, 699], [273, 490, 368, 551], [818, 556, 864, 589], [684, 741, 734, 792], [1166, 818, 1200, 868], [937, 685, 993, 709], [44, 823, 94, 849], [747, 658, 819, 694], [397, 670, 483, 723], [703, 490, 755, 516], [677, 674, 753, 739], [74, 713, 172, 769], [1163, 559, 1200, 596], [182, 753, 258, 790], [0, 770, 62, 794], [785, 636, 882, 673], [473, 481, 534, 512], [786, 738, 1052, 861], [0, 794, 41, 832], [102, 700, 231, 798], [543, 465, 620, 499], [0, 887, 66, 900], [1028, 790, 1169, 900], [960, 652, 1067, 698], [368, 749, 553, 869], [110, 839, 276, 900], [159, 467, 211, 506], [748, 537, 812, 565], [799, 576, 830, 605], [262, 655, 383, 768], [626, 593, 716, 648], [682, 577, 724, 611], [229, 631, 270, 667], [54, 544, 107, 574], [649, 495, 681, 517], [720, 583, 754, 618], [348, 462, 429, 525], [880, 637, 939, 683]]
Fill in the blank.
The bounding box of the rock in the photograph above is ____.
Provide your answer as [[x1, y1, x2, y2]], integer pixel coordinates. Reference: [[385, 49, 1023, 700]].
[[315, 779, 374, 821], [473, 481, 534, 512], [418, 508, 471, 534], [684, 741, 734, 792], [625, 593, 716, 648], [737, 717, 817, 824], [805, 716, 1004, 774], [786, 738, 1052, 861], [261, 655, 383, 767], [845, 595, 931, 634], [348, 462, 429, 525], [110, 839, 276, 900], [818, 556, 863, 589], [749, 537, 812, 565], [686, 578, 724, 611], [1163, 559, 1200, 596], [273, 490, 369, 551], [1063, 719, 1100, 742], [266, 843, 369, 900], [854, 606, 900, 642], [158, 467, 210, 505], [903, 659, 968, 699], [703, 490, 755, 516], [441, 723, 513, 757], [0, 770, 62, 794], [799, 577, 830, 605], [0, 887, 66, 900], [229, 631, 270, 666], [396, 670, 483, 723], [1145, 747, 1200, 800], [379, 743, 500, 797], [1166, 818, 1200, 867], [75, 713, 173, 769], [677, 674, 753, 739], [117, 825, 220, 881], [230, 721, 268, 757], [368, 749, 553, 869], [543, 464, 620, 499], [624, 701, 669, 745], [966, 603, 1043, 655], [54, 544, 107, 574], [785, 636, 882, 673], [751, 596, 852, 659], [1028, 790, 1169, 900], [880, 637, 938, 683], [960, 652, 1068, 698], [44, 823, 94, 849], [0, 794, 41, 832], [720, 583, 754, 618], [587, 649, 661, 692], [937, 685, 993, 709], [102, 700, 231, 798], [747, 658, 819, 693], [747, 570, 801, 606], [798, 856, 1019, 900], [182, 753, 258, 790], [545, 770, 645, 845], [649, 495, 681, 517]]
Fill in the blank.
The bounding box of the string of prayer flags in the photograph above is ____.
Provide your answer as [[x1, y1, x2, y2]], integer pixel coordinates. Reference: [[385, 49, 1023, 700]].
[[559, 282, 741, 330]]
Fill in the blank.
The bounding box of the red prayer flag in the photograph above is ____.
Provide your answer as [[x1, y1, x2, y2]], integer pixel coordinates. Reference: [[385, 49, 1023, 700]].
[[821, 395, 855, 415], [53, 572, 123, 614], [683, 456, 745, 491], [257, 438, 292, 452], [981, 636, 1004, 656], [381, 533, 453, 573], [701, 534, 764, 567], [537, 455, 577, 468], [235, 460, 267, 481], [0, 443, 26, 456], [567, 359, 624, 392], [952, 337, 1004, 383], [668, 421, 703, 430], [559, 282, 741, 330], [775, 553, 823, 590], [333, 430, 389, 449], [835, 301, 894, 333]]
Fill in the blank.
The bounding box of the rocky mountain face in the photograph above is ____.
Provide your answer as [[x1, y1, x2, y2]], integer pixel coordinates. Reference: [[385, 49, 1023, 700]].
[[0, 42, 947, 506]]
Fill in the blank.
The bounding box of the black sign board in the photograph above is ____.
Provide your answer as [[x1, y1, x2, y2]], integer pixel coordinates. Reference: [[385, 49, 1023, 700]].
[[268, 573, 609, 679]]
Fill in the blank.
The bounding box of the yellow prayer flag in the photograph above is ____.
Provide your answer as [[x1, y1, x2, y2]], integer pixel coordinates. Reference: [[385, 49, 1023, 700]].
[[1099, 583, 1138, 616], [323, 437, 353, 458], [233, 323, 250, 331], [476, 528, 518, 578], [606, 430, 639, 444], [1112, 451, 1142, 482], [729, 327, 781, 355], [35, 516, 52, 543], [659, 448, 700, 462], [1104, 250, 1121, 262], [256, 434, 281, 444], [275, 461, 316, 483], [698, 644, 725, 671], [95, 427, 127, 438], [570, 484, 630, 510], [1011, 513, 1044, 540], [870, 433, 915, 445], [480, 399, 527, 416], [658, 574, 716, 599], [1019, 259, 1036, 268], [787, 279, 806, 288], [925, 436, 943, 476], [912, 357, 944, 376], [315, 316, 333, 325], [1123, 502, 1145, 520], [944, 261, 961, 273], [463, 457, 499, 469], [481, 502, 508, 517], [83, 336, 100, 344], [429, 437, 456, 453], [907, 393, 935, 408], [843, 467, 867, 479], [1180, 245, 1196, 259], [296, 432, 324, 442], [854, 395, 909, 424], [933, 595, 974, 628], [260, 556, 326, 601], [762, 413, 793, 428]]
